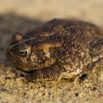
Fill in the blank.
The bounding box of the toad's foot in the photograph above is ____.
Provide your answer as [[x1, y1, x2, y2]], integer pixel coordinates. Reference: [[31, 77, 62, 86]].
[[80, 57, 103, 77], [25, 65, 63, 82]]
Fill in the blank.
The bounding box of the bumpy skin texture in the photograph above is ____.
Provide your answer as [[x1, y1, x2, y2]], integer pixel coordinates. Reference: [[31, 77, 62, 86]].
[[7, 19, 103, 81]]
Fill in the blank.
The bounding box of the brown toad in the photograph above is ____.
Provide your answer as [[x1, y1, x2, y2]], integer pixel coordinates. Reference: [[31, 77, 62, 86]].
[[7, 19, 103, 81]]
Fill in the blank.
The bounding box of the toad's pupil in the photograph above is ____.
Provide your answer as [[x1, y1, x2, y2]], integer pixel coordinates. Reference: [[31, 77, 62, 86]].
[[19, 50, 27, 57]]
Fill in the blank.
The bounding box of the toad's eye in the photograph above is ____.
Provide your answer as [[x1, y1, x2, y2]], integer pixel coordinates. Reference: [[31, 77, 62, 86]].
[[18, 50, 27, 57]]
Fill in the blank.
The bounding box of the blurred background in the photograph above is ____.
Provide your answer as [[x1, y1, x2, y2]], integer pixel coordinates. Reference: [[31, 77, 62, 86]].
[[0, 0, 103, 25], [0, 0, 103, 63]]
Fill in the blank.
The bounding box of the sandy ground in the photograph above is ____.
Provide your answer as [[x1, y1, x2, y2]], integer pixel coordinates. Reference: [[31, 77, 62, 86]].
[[0, 0, 103, 103]]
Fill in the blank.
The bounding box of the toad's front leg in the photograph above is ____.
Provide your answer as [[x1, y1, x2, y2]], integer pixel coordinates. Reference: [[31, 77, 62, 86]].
[[25, 65, 63, 82]]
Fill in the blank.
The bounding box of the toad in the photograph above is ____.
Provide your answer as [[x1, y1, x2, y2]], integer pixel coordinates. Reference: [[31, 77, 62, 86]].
[[7, 19, 103, 81]]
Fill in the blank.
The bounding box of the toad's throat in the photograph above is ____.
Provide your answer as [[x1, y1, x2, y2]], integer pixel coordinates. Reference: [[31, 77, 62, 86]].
[[16, 58, 56, 72]]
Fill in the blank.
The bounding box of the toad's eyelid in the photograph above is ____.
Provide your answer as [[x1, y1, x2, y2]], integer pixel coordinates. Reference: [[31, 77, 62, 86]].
[[8, 37, 36, 50]]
